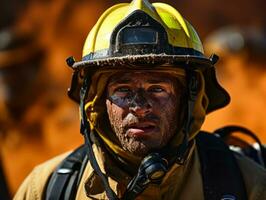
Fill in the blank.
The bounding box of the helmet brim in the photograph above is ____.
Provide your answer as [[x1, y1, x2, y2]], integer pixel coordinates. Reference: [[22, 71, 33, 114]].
[[72, 54, 211, 70], [68, 54, 230, 114]]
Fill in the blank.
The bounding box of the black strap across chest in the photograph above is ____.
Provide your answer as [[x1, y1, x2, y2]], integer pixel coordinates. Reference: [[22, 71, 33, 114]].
[[196, 132, 247, 200], [44, 145, 88, 200], [45, 132, 247, 200]]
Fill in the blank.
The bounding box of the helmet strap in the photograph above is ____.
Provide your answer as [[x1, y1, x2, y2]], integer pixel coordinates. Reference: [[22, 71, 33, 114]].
[[176, 69, 198, 164], [80, 74, 118, 200]]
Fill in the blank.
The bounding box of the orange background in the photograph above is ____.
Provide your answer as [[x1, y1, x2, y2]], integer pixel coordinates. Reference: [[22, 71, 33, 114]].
[[0, 0, 265, 196]]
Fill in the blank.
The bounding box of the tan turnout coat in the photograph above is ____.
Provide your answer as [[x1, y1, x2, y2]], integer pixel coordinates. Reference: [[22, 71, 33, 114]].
[[14, 142, 266, 200]]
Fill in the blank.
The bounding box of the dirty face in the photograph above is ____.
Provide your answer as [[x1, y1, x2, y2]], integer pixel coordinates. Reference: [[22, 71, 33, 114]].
[[106, 71, 185, 156]]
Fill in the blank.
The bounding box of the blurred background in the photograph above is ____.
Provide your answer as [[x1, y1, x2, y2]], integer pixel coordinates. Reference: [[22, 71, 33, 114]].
[[0, 0, 265, 198]]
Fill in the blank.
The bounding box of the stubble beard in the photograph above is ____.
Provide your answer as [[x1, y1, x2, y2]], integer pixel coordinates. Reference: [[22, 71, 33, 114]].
[[110, 114, 153, 156], [110, 111, 179, 157]]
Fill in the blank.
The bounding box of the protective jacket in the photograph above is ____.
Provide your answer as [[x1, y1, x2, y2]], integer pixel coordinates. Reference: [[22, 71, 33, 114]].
[[14, 140, 266, 200], [14, 1, 266, 199]]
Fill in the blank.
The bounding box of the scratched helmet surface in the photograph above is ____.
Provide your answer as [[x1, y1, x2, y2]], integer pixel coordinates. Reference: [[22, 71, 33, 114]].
[[67, 0, 230, 113]]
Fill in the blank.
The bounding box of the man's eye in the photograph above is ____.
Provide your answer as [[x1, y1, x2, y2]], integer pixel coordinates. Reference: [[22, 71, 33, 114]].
[[148, 87, 165, 93]]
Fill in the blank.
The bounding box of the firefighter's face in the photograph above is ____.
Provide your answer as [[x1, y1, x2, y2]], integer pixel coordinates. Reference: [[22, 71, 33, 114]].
[[106, 71, 184, 156]]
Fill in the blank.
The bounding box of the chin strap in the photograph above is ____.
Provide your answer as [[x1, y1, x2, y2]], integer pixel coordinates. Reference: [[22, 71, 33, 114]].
[[80, 74, 118, 200], [175, 69, 198, 164]]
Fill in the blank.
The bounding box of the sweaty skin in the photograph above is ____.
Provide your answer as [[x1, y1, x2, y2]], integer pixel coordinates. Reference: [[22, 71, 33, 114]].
[[106, 71, 184, 156]]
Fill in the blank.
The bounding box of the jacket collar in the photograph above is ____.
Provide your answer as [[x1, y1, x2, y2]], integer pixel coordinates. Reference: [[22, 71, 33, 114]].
[[77, 141, 196, 199]]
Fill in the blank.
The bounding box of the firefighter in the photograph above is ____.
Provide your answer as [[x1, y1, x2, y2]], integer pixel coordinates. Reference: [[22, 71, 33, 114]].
[[15, 0, 266, 199]]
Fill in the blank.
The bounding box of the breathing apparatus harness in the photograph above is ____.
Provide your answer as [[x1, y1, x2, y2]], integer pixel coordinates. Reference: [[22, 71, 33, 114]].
[[78, 64, 199, 200]]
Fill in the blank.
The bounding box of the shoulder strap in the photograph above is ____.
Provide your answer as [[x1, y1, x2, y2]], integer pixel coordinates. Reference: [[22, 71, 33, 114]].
[[44, 145, 88, 200], [196, 132, 247, 200]]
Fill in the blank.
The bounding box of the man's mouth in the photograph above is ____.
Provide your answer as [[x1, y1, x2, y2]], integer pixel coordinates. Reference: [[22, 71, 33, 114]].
[[126, 123, 157, 138]]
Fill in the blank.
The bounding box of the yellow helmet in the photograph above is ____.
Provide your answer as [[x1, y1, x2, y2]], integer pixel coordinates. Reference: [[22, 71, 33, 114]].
[[67, 0, 230, 113]]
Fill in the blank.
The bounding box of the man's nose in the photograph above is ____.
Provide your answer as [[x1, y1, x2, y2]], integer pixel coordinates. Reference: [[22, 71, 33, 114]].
[[128, 91, 152, 117]]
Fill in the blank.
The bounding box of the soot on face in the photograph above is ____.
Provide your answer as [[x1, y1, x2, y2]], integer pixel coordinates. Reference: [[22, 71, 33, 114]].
[[105, 71, 184, 156]]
